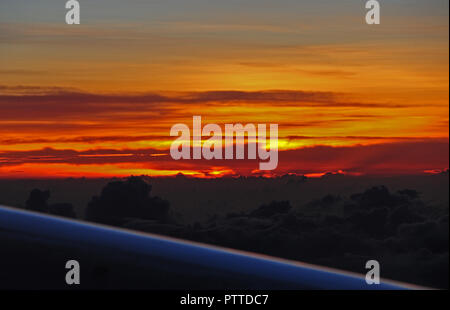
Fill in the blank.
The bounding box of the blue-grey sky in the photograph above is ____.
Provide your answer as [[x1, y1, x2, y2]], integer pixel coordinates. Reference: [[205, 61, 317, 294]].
[[0, 0, 448, 24]]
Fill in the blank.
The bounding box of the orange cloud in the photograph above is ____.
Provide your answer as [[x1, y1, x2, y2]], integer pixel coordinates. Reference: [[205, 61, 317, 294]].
[[0, 140, 447, 178]]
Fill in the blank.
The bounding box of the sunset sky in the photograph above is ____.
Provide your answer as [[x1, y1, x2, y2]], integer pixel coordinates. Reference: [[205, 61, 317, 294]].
[[0, 0, 448, 178]]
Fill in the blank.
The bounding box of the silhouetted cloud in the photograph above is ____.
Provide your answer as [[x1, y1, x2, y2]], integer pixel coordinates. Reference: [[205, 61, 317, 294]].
[[25, 188, 76, 218], [86, 177, 170, 225], [95, 177, 447, 288], [16, 175, 449, 288]]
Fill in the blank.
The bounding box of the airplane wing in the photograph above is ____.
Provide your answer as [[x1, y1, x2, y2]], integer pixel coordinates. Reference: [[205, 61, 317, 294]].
[[0, 205, 423, 290]]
